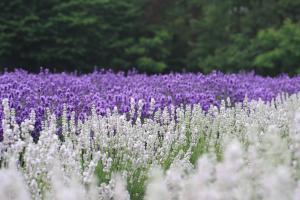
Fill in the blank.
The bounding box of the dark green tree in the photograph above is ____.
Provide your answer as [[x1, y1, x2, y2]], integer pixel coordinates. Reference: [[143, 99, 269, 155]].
[[253, 19, 300, 75], [0, 0, 143, 73], [1, 0, 300, 74], [187, 0, 300, 74]]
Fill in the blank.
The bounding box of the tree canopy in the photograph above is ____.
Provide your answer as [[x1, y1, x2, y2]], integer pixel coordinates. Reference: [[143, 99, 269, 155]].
[[0, 0, 300, 75]]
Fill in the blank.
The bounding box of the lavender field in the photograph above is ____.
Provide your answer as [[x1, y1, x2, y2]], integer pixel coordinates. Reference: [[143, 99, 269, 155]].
[[1, 70, 300, 135], [1, 70, 300, 200]]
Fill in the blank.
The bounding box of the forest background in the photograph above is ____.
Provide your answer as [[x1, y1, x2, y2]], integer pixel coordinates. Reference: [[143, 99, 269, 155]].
[[1, 0, 300, 75]]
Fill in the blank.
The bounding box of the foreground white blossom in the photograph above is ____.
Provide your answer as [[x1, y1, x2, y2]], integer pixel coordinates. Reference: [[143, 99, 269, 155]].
[[1, 93, 300, 199], [0, 159, 31, 200]]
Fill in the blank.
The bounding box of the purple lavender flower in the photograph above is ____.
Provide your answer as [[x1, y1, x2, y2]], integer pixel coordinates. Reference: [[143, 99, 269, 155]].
[[1, 69, 300, 140]]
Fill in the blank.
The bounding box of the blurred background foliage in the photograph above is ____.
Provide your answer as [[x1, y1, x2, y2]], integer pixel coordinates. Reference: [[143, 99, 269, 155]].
[[0, 0, 300, 75]]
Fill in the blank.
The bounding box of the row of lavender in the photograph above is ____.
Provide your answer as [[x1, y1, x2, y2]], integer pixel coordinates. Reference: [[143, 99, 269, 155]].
[[1, 69, 300, 134], [1, 93, 300, 199]]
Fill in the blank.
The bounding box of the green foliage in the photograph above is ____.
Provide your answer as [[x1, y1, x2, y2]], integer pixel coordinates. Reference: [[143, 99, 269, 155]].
[[0, 0, 300, 74], [187, 0, 300, 74], [253, 20, 300, 75], [126, 30, 171, 73], [0, 0, 142, 72]]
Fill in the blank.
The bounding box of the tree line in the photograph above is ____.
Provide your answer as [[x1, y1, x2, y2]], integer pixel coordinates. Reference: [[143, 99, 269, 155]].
[[0, 0, 300, 75]]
